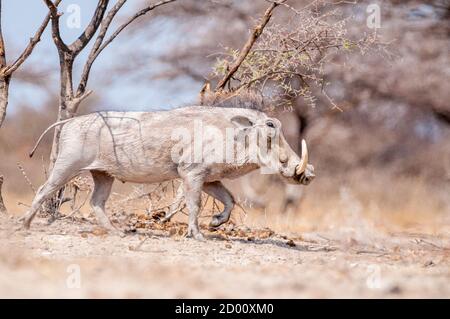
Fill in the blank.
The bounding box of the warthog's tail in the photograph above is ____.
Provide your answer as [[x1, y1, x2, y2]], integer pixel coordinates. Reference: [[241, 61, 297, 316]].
[[29, 118, 74, 158]]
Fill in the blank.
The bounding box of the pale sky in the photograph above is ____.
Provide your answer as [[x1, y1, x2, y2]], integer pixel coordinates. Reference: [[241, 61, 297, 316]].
[[2, 0, 198, 115]]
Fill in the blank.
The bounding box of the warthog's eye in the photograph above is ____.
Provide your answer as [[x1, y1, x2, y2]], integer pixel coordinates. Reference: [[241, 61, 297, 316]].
[[266, 121, 275, 128]]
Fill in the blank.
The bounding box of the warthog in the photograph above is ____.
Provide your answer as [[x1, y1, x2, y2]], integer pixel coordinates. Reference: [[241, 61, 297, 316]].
[[22, 105, 315, 240]]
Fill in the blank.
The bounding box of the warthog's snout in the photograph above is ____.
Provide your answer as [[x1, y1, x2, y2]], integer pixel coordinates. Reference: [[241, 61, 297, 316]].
[[294, 163, 315, 185], [285, 139, 315, 185]]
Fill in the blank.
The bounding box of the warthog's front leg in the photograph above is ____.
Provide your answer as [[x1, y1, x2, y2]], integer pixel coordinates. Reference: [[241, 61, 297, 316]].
[[182, 173, 205, 241], [203, 181, 235, 228]]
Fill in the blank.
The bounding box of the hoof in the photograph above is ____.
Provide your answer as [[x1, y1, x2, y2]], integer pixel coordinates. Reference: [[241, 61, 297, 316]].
[[187, 229, 206, 241], [209, 215, 227, 228], [18, 211, 33, 229], [193, 233, 206, 241], [106, 227, 126, 238]]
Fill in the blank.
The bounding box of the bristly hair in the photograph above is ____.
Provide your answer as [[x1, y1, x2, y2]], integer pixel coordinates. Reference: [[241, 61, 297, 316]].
[[200, 89, 273, 113]]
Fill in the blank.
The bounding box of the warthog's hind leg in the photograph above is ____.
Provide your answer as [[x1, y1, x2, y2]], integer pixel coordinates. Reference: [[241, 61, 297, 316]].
[[281, 184, 303, 213], [90, 170, 123, 236], [203, 181, 235, 228], [21, 166, 79, 229], [21, 184, 60, 229]]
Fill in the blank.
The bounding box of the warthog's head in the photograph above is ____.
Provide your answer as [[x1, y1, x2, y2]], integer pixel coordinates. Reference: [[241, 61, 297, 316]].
[[231, 115, 315, 185]]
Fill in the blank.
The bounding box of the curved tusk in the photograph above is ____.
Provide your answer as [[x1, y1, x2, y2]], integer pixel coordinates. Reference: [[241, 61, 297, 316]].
[[296, 139, 308, 175]]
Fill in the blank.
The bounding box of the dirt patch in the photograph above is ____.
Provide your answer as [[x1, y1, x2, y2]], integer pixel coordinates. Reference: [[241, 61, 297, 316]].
[[0, 213, 449, 298]]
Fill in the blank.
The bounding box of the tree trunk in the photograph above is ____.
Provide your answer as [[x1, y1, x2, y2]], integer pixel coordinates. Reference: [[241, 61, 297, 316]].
[[45, 54, 87, 217], [49, 54, 74, 169], [0, 76, 10, 128], [0, 77, 10, 214], [45, 54, 76, 218]]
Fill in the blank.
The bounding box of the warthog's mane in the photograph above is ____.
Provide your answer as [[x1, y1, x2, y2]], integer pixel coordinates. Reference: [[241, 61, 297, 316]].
[[201, 90, 271, 113]]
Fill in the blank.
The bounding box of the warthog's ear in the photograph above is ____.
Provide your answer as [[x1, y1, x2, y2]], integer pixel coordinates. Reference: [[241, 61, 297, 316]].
[[231, 116, 254, 128]]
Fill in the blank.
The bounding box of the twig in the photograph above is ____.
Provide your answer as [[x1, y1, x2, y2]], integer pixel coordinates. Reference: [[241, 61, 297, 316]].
[[17, 201, 31, 208], [82, 0, 178, 93], [212, 198, 221, 214], [16, 162, 36, 194], [40, 155, 48, 179], [413, 238, 448, 251], [67, 0, 109, 55], [77, 0, 127, 94], [201, 194, 211, 212], [61, 190, 91, 219], [235, 202, 249, 224], [215, 0, 287, 90], [3, 0, 62, 76], [43, 0, 70, 53]]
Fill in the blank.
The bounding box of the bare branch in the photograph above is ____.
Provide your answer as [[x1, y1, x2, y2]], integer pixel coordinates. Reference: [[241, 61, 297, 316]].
[[61, 190, 92, 220], [77, 0, 178, 95], [68, 0, 109, 56], [237, 70, 306, 91], [16, 162, 36, 194], [77, 0, 127, 95], [43, 0, 70, 53], [4, 0, 62, 76], [0, 0, 7, 70], [95, 0, 177, 62], [199, 81, 211, 105], [215, 0, 286, 91]]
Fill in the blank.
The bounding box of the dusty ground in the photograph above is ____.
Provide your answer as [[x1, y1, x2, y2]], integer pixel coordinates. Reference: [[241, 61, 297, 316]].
[[0, 211, 449, 298]]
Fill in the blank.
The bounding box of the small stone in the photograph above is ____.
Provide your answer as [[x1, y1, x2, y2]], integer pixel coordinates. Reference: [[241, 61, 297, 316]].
[[225, 243, 232, 249], [286, 239, 296, 247], [259, 228, 274, 239], [92, 227, 108, 236], [238, 230, 247, 237], [169, 228, 177, 237]]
